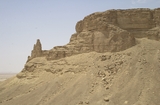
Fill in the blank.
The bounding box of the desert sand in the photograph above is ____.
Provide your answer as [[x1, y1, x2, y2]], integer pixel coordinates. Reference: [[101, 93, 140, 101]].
[[0, 74, 16, 82]]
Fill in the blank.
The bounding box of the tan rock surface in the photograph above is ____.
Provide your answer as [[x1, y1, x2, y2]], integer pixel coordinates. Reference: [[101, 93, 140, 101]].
[[26, 8, 160, 62], [27, 39, 43, 62], [0, 8, 160, 105]]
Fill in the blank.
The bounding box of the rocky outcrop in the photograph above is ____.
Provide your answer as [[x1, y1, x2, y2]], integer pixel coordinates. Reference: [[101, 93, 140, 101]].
[[27, 8, 160, 62], [45, 26, 135, 60], [31, 39, 42, 58], [3, 8, 160, 105], [76, 8, 160, 38], [69, 26, 134, 53], [27, 39, 42, 62], [146, 26, 160, 40]]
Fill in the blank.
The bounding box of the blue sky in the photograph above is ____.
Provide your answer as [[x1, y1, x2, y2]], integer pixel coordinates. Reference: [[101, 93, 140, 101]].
[[0, 0, 159, 73]]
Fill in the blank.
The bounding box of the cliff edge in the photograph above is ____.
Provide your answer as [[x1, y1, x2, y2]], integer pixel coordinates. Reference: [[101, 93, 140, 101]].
[[27, 8, 160, 63]]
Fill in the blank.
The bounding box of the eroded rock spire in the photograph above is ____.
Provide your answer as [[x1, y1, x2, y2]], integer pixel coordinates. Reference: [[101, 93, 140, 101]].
[[27, 39, 42, 62], [31, 39, 42, 57]]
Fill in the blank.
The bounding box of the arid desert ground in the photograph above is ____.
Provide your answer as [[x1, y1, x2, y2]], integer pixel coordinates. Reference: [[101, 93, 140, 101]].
[[0, 73, 16, 82]]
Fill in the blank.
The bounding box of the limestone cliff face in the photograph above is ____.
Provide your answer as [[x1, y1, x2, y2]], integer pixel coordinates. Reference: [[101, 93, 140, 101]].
[[27, 8, 160, 62]]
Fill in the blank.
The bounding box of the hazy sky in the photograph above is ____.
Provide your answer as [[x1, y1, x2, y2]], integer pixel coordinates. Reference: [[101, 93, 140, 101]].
[[0, 0, 159, 73]]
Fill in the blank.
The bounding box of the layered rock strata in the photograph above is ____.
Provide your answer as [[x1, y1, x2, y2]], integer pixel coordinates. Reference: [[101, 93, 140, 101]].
[[27, 8, 160, 63]]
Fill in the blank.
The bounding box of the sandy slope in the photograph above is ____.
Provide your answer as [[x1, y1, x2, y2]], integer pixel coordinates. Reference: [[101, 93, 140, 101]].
[[0, 38, 160, 105]]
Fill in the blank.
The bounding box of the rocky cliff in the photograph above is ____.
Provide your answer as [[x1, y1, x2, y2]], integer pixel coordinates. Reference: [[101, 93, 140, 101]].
[[1, 8, 160, 105], [26, 8, 160, 63]]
